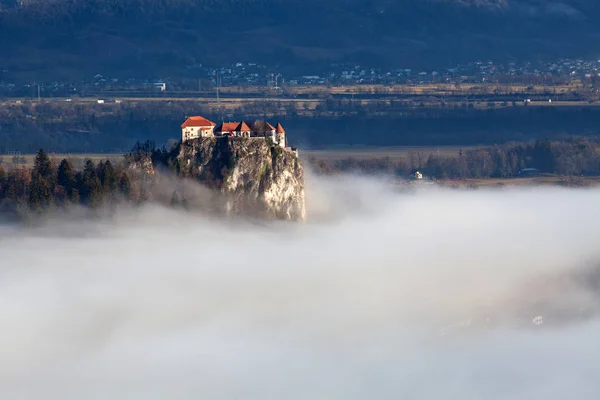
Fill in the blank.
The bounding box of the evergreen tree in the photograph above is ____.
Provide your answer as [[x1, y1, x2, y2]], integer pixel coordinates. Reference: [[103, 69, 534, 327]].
[[95, 160, 106, 194], [533, 138, 555, 173], [32, 149, 52, 180], [100, 160, 117, 195], [79, 159, 102, 207], [57, 159, 74, 188], [28, 174, 52, 210], [57, 159, 79, 204], [4, 176, 19, 200]]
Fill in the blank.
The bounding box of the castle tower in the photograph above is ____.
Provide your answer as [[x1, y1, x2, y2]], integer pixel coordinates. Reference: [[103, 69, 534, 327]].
[[275, 123, 286, 148]]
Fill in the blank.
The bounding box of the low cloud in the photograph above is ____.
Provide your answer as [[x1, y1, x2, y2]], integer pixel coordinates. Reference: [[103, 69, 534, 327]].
[[1, 175, 600, 399]]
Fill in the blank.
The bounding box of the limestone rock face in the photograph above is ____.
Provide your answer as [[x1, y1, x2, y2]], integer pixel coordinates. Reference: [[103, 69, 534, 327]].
[[177, 137, 306, 221]]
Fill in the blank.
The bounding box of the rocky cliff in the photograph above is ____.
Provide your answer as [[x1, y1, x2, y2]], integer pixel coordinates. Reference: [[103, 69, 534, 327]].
[[174, 137, 306, 221]]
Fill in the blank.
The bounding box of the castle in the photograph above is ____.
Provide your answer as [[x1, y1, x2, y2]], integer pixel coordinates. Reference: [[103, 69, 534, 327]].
[[181, 116, 287, 148]]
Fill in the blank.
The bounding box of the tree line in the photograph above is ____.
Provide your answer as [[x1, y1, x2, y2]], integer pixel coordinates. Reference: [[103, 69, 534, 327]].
[[0, 149, 133, 215], [308, 138, 600, 180]]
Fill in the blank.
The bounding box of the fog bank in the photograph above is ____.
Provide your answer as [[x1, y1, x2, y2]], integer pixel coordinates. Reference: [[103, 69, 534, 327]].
[[1, 176, 600, 399]]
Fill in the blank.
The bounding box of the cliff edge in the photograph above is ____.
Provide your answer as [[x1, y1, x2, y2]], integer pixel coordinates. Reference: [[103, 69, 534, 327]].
[[175, 137, 306, 221]]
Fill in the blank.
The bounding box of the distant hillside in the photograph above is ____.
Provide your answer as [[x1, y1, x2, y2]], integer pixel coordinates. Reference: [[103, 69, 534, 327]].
[[2, 0, 600, 80], [3, 100, 600, 153]]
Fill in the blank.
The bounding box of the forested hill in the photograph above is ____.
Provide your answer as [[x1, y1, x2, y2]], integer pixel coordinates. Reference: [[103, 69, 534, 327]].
[[2, 0, 600, 80]]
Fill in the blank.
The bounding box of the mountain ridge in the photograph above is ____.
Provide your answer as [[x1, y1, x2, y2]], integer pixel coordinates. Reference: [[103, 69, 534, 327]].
[[2, 0, 600, 80]]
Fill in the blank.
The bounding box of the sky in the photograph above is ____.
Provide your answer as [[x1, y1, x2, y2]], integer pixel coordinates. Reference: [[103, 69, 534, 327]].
[[1, 174, 600, 399]]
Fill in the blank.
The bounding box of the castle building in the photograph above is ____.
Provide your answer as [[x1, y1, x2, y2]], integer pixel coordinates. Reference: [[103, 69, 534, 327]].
[[276, 123, 286, 147], [213, 122, 241, 136], [181, 116, 217, 141], [181, 116, 287, 148]]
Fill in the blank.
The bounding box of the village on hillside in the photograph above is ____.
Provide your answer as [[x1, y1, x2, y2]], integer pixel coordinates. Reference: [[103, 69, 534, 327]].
[[181, 116, 297, 154]]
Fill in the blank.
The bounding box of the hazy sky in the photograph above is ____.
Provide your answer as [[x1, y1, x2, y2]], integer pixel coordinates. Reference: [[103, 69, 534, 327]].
[[1, 175, 600, 399]]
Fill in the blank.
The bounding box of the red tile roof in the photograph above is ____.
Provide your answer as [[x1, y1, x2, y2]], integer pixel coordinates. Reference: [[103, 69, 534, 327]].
[[214, 122, 240, 132], [236, 121, 251, 132], [181, 116, 216, 128], [276, 123, 285, 133]]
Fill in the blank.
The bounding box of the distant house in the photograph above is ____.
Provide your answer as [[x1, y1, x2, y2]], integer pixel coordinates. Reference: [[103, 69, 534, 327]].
[[409, 170, 434, 184]]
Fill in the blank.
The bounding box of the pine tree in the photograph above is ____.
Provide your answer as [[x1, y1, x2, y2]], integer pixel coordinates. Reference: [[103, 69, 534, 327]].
[[100, 160, 117, 195], [32, 149, 52, 180], [57, 158, 74, 187], [79, 159, 102, 207], [28, 174, 52, 210], [4, 175, 19, 200], [57, 159, 79, 204], [95, 160, 106, 194]]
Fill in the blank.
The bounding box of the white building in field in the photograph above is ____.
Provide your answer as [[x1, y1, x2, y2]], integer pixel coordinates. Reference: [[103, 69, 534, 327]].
[[181, 116, 287, 148]]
